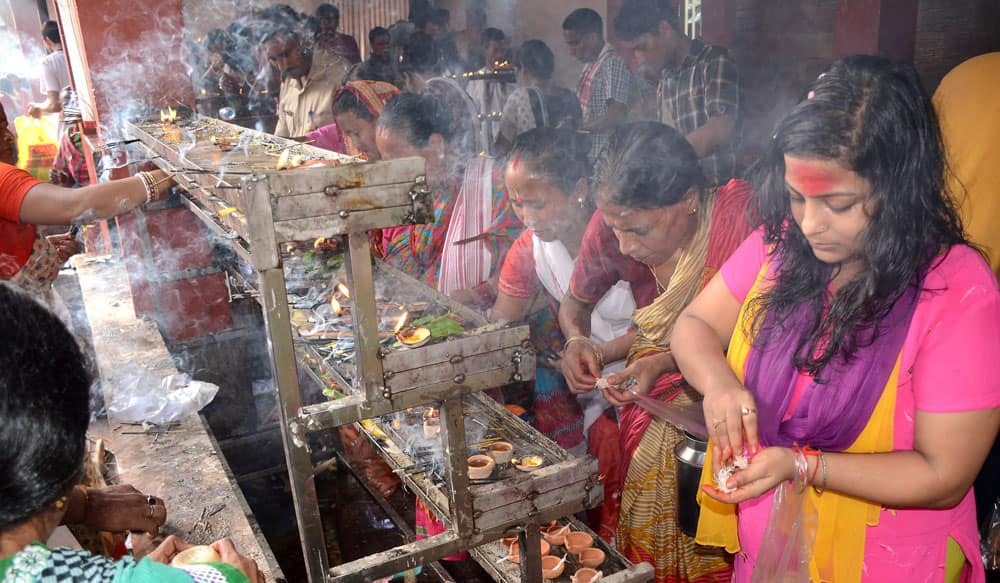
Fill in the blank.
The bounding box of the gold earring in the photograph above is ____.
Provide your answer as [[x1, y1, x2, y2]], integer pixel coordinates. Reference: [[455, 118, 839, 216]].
[[54, 496, 68, 510]]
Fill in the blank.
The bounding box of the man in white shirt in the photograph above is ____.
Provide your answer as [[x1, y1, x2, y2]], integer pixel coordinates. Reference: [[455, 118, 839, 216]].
[[260, 12, 349, 138], [28, 21, 69, 117]]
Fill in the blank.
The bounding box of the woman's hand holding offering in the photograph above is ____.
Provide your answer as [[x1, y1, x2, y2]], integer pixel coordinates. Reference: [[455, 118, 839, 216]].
[[562, 337, 603, 394], [701, 446, 797, 504], [600, 358, 658, 406], [702, 382, 760, 471]]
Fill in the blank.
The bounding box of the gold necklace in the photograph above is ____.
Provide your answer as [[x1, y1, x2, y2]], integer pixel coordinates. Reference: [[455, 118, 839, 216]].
[[649, 265, 667, 294]]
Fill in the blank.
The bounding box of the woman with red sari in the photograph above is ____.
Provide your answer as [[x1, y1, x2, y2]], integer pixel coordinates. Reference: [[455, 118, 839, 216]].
[[675, 56, 1000, 582], [564, 122, 751, 581]]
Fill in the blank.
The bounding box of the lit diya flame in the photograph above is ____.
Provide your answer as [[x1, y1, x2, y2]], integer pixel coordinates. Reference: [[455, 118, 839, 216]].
[[393, 311, 409, 334], [330, 295, 344, 316], [395, 310, 430, 347], [160, 106, 178, 124], [313, 236, 326, 249], [336, 283, 350, 298], [276, 149, 303, 170]]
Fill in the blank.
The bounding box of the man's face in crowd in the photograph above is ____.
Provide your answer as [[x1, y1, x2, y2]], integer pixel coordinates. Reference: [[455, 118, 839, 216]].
[[265, 35, 309, 80], [318, 15, 339, 35], [372, 35, 390, 59]]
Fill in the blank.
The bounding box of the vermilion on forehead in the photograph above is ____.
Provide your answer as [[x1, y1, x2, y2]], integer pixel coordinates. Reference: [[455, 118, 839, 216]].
[[785, 158, 841, 197]]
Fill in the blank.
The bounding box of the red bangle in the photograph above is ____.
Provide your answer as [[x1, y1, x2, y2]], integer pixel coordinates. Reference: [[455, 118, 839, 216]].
[[802, 446, 821, 486]]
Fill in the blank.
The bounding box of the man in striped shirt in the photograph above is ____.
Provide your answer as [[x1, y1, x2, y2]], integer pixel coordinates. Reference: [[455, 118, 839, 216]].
[[563, 9, 642, 164], [615, 0, 742, 186]]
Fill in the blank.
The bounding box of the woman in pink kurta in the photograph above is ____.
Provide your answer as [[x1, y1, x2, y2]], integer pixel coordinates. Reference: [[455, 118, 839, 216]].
[[672, 55, 1000, 582]]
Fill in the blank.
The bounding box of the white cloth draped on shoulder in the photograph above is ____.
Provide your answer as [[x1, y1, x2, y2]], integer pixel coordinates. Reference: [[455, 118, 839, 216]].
[[532, 235, 636, 433]]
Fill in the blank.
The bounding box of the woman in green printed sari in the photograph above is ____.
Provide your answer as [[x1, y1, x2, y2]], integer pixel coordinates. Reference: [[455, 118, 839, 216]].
[[0, 283, 263, 583]]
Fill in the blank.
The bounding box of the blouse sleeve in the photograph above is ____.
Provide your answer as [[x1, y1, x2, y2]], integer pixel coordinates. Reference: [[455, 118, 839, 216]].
[[911, 247, 1000, 412], [569, 211, 625, 304], [720, 228, 769, 304], [498, 230, 538, 299], [0, 162, 41, 222]]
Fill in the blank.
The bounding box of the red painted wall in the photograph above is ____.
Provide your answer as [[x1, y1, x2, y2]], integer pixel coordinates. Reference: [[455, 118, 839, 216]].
[[61, 0, 194, 127]]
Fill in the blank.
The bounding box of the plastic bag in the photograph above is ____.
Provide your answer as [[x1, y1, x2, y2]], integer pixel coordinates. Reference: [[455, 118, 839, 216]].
[[751, 481, 818, 583], [983, 497, 1000, 572], [108, 365, 219, 424], [14, 114, 58, 180]]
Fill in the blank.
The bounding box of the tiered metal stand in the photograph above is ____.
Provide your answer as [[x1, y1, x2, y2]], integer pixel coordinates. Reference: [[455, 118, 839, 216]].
[[126, 116, 654, 583]]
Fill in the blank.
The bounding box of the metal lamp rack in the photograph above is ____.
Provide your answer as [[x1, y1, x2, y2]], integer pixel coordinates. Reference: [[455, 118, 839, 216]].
[[125, 117, 653, 583]]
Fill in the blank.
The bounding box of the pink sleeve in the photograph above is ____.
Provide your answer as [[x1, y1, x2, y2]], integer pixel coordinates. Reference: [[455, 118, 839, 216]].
[[911, 248, 1000, 412], [721, 228, 768, 303]]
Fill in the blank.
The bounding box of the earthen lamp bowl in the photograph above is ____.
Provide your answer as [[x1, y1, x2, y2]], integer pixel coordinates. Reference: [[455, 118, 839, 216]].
[[564, 531, 594, 554], [488, 441, 514, 464], [467, 454, 495, 480], [509, 538, 551, 564], [541, 554, 565, 579], [541, 523, 571, 546], [578, 547, 606, 568], [573, 567, 601, 582]]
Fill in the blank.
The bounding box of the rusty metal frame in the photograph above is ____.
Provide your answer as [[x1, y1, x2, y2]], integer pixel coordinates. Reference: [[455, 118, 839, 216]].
[[125, 117, 653, 583]]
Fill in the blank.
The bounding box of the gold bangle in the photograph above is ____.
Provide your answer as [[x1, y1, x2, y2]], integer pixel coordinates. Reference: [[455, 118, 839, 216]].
[[563, 335, 604, 368]]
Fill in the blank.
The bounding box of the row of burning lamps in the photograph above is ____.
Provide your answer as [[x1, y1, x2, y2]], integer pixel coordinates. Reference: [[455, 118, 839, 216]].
[[317, 252, 431, 348]]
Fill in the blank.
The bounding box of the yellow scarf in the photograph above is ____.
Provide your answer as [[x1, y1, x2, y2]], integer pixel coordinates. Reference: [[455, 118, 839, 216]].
[[695, 263, 899, 583], [628, 194, 715, 363]]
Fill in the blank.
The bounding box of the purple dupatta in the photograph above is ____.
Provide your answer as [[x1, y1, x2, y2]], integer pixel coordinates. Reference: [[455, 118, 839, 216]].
[[743, 274, 919, 451]]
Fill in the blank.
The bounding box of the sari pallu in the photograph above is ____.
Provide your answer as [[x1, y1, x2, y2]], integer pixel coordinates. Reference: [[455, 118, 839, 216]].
[[616, 180, 752, 583]]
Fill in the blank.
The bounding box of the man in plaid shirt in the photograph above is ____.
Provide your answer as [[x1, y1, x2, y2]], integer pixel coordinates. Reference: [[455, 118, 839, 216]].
[[563, 8, 642, 164], [614, 0, 741, 186]]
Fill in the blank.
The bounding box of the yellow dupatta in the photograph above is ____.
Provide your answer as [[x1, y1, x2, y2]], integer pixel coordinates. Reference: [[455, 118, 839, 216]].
[[695, 263, 899, 583]]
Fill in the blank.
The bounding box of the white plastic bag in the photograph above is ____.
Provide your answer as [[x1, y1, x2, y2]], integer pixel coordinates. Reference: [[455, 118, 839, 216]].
[[108, 366, 219, 424], [751, 481, 817, 583]]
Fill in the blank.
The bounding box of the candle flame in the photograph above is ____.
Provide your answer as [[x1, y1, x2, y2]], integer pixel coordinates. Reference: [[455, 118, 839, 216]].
[[330, 295, 343, 315], [313, 236, 325, 249], [276, 149, 303, 170], [337, 283, 350, 298], [393, 311, 409, 334], [160, 106, 177, 123]]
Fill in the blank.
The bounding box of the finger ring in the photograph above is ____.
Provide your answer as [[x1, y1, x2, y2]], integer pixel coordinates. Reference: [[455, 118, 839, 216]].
[[147, 505, 155, 519], [146, 495, 155, 505], [712, 419, 726, 429], [741, 407, 757, 416]]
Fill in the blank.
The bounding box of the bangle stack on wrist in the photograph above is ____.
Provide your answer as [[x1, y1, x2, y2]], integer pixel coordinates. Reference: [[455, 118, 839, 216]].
[[137, 171, 156, 204], [563, 335, 604, 369]]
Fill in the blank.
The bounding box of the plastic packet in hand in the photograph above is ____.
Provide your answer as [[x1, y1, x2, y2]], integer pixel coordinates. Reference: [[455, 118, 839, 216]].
[[750, 481, 818, 583], [107, 364, 219, 424], [983, 497, 1000, 572]]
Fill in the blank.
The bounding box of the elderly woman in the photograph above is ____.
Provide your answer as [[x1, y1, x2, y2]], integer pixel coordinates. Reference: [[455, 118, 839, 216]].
[[375, 92, 520, 305], [0, 283, 262, 582], [562, 122, 752, 582], [674, 56, 1000, 582]]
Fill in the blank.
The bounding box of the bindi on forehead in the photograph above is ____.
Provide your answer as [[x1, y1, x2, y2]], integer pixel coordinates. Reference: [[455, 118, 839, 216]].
[[785, 159, 843, 197]]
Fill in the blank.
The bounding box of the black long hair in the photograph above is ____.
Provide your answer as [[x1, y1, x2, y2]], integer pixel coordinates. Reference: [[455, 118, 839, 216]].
[[377, 92, 453, 147], [749, 55, 970, 375], [509, 127, 592, 197], [595, 121, 705, 208], [0, 284, 90, 530]]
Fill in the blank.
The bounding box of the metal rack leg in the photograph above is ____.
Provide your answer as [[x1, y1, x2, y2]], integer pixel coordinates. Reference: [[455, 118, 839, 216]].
[[259, 267, 330, 581]]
